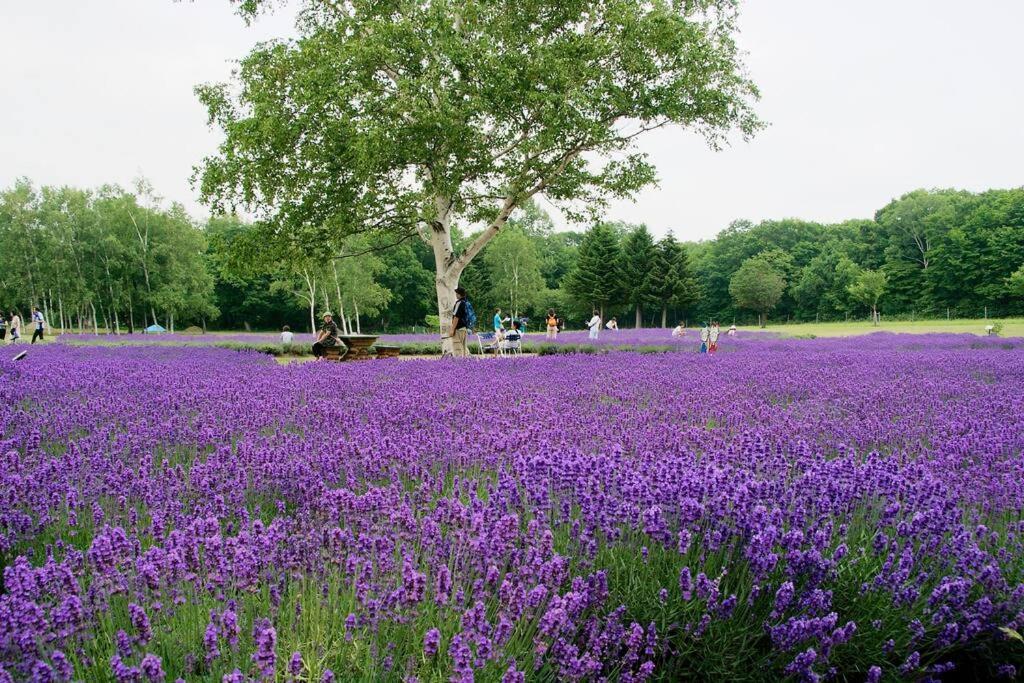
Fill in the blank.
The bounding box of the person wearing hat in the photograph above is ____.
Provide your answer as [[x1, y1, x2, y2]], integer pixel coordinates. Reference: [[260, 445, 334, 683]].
[[312, 312, 340, 359]]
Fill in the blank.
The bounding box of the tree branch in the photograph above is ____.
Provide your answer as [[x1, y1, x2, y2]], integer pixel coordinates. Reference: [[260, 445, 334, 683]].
[[329, 229, 418, 260], [449, 145, 585, 276]]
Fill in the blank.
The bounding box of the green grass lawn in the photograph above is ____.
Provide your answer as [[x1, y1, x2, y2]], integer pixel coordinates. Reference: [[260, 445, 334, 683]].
[[760, 317, 1024, 338]]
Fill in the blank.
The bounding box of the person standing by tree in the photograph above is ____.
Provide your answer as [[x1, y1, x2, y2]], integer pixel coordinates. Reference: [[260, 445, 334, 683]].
[[9, 311, 21, 344], [545, 309, 558, 340], [447, 287, 473, 358], [586, 310, 602, 340], [30, 307, 46, 344], [312, 312, 339, 359]]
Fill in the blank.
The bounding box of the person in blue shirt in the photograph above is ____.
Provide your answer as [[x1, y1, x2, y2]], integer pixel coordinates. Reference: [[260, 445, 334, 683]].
[[493, 308, 507, 332]]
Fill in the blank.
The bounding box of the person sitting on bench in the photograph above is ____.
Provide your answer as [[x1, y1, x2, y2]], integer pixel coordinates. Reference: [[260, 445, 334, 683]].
[[500, 320, 523, 353], [312, 312, 340, 359]]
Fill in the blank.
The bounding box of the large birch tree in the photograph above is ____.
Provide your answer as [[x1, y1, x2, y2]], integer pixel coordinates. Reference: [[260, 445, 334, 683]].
[[194, 0, 761, 351]]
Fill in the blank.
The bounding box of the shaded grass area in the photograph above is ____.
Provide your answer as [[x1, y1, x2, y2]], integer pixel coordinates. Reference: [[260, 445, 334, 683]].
[[765, 317, 1024, 338]]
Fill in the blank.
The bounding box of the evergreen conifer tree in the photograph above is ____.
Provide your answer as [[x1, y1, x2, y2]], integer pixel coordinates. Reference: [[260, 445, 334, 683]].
[[564, 223, 622, 320], [650, 234, 698, 327], [618, 225, 659, 328]]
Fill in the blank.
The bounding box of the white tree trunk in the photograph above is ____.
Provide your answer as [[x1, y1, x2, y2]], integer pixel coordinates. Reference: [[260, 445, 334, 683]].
[[428, 195, 460, 354], [302, 269, 317, 334], [332, 264, 349, 335], [337, 297, 349, 335], [435, 275, 459, 352]]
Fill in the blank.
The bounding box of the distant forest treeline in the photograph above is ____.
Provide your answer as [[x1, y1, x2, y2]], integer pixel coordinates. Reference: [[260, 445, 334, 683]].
[[1, 178, 1022, 332]]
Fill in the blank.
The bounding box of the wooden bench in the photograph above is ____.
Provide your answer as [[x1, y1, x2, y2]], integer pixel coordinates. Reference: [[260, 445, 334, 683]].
[[374, 345, 401, 359]]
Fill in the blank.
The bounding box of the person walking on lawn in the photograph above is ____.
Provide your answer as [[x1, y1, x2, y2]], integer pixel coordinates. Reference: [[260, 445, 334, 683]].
[[586, 310, 602, 340], [546, 309, 559, 339], [31, 307, 46, 344], [9, 311, 21, 343]]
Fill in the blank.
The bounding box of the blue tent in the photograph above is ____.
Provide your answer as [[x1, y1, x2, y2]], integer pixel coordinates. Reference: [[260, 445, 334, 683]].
[[144, 324, 167, 334]]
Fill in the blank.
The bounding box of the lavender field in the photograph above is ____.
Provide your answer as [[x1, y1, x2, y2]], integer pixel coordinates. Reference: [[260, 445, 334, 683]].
[[2, 335, 1024, 681]]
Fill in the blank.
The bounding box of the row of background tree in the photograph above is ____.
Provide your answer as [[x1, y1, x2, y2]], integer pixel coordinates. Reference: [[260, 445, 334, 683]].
[[2, 178, 1023, 333]]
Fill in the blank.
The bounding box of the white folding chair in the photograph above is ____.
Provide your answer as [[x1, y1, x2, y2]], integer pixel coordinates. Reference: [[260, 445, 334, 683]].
[[476, 331, 499, 355]]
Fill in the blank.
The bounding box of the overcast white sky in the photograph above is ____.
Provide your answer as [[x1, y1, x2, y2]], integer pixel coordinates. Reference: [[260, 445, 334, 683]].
[[2, 1, 1022, 241]]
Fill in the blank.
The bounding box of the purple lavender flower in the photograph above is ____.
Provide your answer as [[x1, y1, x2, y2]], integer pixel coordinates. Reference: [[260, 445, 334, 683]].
[[221, 608, 240, 649], [501, 663, 525, 683], [129, 604, 153, 645], [679, 567, 693, 601], [51, 651, 74, 681], [289, 652, 302, 677], [116, 630, 134, 660], [110, 655, 141, 683], [251, 618, 277, 679], [140, 654, 165, 683], [423, 628, 441, 657], [31, 660, 54, 683], [204, 619, 220, 664], [774, 581, 795, 614]]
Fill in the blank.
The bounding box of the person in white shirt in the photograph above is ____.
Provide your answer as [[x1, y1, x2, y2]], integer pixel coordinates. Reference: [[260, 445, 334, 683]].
[[672, 323, 686, 338], [586, 311, 602, 340], [699, 322, 709, 353], [30, 307, 46, 344], [9, 312, 21, 343], [727, 324, 737, 337], [708, 321, 721, 354], [281, 325, 294, 348], [605, 317, 618, 331]]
